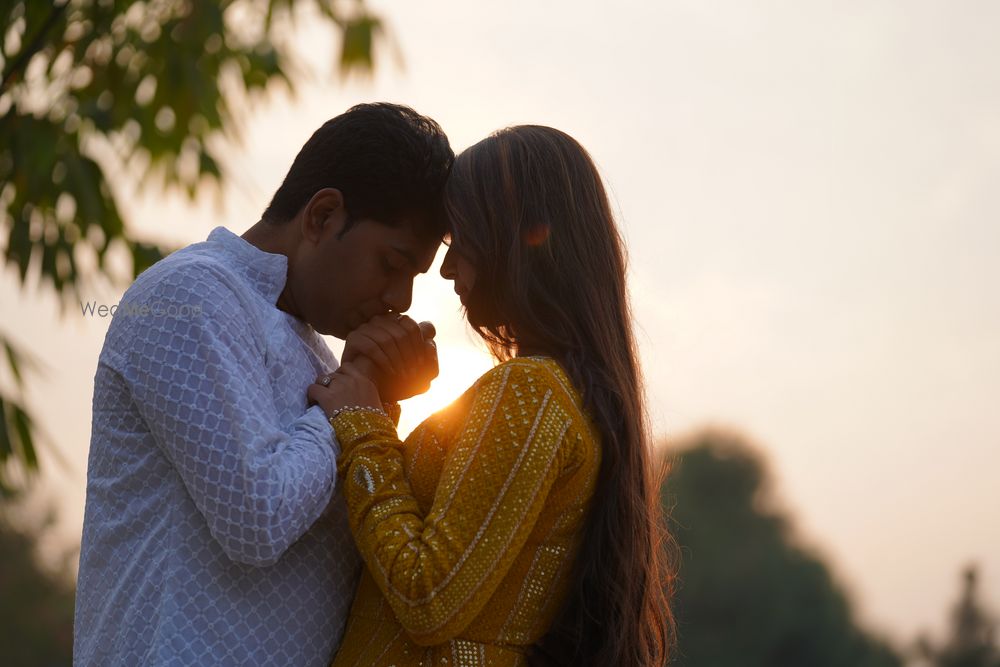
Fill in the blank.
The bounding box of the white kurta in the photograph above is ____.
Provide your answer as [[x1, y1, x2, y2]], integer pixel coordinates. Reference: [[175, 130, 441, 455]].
[[75, 226, 361, 666]]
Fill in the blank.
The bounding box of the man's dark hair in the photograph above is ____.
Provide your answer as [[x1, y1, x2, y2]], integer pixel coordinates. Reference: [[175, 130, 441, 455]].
[[262, 103, 454, 237]]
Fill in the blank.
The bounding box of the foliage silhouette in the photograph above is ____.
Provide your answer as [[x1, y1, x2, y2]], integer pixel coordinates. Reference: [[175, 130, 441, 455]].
[[0, 0, 385, 491], [662, 429, 902, 666], [918, 565, 1000, 667], [0, 511, 75, 666]]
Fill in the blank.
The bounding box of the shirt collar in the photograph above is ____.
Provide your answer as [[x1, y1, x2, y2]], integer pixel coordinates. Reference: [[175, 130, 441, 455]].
[[205, 226, 288, 304]]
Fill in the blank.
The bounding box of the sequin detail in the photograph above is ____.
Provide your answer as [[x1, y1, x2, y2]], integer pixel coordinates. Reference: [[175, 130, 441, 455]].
[[330, 357, 601, 666]]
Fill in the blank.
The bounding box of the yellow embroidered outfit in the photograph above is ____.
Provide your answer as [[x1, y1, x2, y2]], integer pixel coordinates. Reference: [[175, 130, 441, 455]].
[[329, 357, 601, 666]]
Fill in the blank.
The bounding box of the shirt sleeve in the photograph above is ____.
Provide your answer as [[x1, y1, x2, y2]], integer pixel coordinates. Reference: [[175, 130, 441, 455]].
[[110, 260, 339, 567], [331, 362, 575, 645]]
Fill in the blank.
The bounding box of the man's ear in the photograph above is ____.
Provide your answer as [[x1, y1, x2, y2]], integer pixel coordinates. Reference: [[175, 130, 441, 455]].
[[301, 188, 346, 243]]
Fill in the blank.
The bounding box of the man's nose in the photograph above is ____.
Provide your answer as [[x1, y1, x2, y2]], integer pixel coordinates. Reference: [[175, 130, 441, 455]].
[[383, 278, 414, 313]]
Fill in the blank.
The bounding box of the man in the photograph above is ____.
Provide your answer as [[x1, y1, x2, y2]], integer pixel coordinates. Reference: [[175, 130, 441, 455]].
[[74, 103, 453, 666]]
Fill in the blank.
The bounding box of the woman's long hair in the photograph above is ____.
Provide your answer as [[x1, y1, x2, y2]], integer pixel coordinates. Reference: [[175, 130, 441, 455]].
[[443, 126, 676, 666]]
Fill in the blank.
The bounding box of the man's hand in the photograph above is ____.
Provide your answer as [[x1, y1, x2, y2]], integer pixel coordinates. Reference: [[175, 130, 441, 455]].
[[341, 314, 438, 402]]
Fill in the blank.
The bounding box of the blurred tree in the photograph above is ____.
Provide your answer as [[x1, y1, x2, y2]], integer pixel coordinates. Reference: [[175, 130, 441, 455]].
[[917, 565, 1000, 667], [0, 512, 75, 665], [0, 334, 47, 498], [662, 429, 902, 667], [0, 0, 387, 492]]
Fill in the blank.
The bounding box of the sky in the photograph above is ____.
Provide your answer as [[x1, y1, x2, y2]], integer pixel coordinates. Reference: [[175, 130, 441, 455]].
[[2, 0, 999, 647]]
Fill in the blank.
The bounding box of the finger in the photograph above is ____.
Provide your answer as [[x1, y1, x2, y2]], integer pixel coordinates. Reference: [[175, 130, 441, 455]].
[[349, 333, 398, 375], [416, 322, 436, 364], [314, 372, 336, 386], [368, 314, 415, 363], [343, 324, 381, 364], [341, 332, 360, 364], [394, 315, 423, 370], [366, 313, 400, 330], [364, 326, 406, 373], [418, 321, 436, 340], [426, 342, 439, 380], [306, 383, 327, 405]]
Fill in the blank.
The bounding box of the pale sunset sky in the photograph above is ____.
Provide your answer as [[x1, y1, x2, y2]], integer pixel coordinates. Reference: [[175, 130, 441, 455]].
[[2, 0, 999, 648]]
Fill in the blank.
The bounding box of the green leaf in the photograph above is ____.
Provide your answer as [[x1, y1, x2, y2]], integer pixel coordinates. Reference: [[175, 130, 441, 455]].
[[199, 150, 221, 181], [0, 398, 13, 462], [3, 341, 23, 387], [130, 240, 167, 277], [0, 394, 39, 494], [339, 15, 380, 76], [11, 404, 36, 469], [0, 332, 44, 383]]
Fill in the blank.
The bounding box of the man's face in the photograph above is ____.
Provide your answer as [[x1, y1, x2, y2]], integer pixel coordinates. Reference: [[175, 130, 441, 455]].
[[292, 214, 440, 338]]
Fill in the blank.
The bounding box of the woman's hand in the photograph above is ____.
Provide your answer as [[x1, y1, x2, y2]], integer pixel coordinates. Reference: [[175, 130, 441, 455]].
[[307, 363, 383, 419]]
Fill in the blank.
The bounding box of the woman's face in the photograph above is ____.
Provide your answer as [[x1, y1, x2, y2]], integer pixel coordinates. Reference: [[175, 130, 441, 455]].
[[439, 234, 477, 308]]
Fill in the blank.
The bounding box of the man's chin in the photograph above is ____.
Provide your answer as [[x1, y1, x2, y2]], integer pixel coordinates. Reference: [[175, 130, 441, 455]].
[[312, 317, 349, 339], [327, 323, 350, 339]]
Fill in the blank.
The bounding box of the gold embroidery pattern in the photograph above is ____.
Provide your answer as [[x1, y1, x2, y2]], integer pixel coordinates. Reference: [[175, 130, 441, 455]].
[[330, 358, 601, 666]]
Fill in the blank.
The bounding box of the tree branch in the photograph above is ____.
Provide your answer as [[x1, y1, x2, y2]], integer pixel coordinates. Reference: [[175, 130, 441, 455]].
[[0, 1, 71, 96]]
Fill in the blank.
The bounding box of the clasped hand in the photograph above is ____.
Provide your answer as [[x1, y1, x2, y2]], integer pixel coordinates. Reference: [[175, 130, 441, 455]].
[[308, 313, 438, 418]]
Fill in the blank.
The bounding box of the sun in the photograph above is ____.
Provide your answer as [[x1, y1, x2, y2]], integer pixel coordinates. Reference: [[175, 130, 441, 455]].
[[396, 343, 494, 436]]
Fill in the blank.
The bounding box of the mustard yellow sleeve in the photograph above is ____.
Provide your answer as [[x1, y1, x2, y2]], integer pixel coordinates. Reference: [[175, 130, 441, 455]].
[[331, 362, 574, 646], [382, 400, 401, 427]]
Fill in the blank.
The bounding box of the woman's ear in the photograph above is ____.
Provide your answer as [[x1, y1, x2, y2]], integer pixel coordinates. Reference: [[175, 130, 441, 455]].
[[301, 188, 346, 242]]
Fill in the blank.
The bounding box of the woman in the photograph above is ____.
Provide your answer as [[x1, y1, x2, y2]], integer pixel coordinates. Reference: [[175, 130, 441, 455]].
[[310, 126, 675, 666]]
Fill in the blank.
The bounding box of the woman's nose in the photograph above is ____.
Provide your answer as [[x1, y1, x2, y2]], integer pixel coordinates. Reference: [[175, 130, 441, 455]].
[[440, 247, 456, 280]]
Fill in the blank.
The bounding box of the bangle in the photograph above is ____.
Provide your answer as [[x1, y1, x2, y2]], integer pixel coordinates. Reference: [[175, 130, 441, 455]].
[[326, 404, 388, 426]]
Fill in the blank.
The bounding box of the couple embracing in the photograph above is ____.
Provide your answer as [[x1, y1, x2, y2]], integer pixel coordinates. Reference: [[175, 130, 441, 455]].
[[74, 103, 673, 666]]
